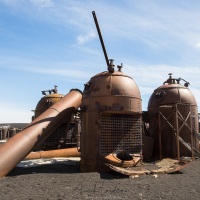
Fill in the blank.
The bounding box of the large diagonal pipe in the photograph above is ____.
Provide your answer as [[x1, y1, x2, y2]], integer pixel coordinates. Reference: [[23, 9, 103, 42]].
[[0, 89, 82, 178]]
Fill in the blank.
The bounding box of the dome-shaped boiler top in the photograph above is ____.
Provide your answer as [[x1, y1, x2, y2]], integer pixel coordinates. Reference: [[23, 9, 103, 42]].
[[83, 70, 141, 100], [148, 73, 197, 110], [34, 86, 64, 118]]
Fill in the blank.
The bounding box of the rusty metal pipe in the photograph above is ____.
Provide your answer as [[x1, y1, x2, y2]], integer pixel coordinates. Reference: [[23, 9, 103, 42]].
[[92, 11, 111, 71], [0, 89, 82, 178], [24, 147, 80, 160]]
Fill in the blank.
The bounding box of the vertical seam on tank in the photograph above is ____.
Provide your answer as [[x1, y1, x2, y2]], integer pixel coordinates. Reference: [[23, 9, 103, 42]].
[[178, 88, 181, 102], [110, 75, 112, 93]]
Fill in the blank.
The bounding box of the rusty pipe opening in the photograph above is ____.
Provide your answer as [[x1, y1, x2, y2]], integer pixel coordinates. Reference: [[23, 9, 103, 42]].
[[103, 153, 141, 168], [116, 150, 133, 161]]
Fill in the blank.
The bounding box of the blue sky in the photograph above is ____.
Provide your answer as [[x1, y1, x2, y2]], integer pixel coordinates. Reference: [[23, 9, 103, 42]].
[[1, 0, 200, 122]]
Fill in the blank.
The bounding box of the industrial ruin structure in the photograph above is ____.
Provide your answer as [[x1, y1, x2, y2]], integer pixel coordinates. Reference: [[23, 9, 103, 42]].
[[80, 62, 142, 172], [0, 11, 199, 178], [148, 74, 199, 160], [32, 85, 81, 151], [0, 125, 22, 141]]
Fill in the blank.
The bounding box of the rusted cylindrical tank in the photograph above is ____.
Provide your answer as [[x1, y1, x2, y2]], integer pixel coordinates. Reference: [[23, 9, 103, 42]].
[[148, 74, 199, 159], [80, 66, 142, 172], [32, 86, 64, 150], [0, 89, 82, 178], [32, 86, 81, 151]]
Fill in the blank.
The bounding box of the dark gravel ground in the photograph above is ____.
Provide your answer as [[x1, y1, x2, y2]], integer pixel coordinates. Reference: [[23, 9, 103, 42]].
[[0, 158, 200, 200]]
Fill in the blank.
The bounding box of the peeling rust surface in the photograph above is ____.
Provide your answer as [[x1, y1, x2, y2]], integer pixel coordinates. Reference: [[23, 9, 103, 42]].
[[105, 158, 190, 176], [95, 102, 124, 111]]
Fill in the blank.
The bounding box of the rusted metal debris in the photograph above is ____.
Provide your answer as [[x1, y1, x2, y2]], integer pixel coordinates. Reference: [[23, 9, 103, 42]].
[[105, 158, 190, 176]]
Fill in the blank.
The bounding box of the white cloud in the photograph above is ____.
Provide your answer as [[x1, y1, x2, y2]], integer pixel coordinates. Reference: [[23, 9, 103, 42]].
[[0, 54, 93, 80], [125, 63, 200, 90], [3, 0, 200, 51], [195, 42, 200, 48], [30, 0, 53, 8], [22, 65, 91, 79], [77, 31, 96, 45]]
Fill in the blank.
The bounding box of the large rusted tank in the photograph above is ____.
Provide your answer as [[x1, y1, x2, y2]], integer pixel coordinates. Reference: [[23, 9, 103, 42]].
[[148, 73, 199, 159], [80, 64, 142, 172], [32, 86, 80, 150]]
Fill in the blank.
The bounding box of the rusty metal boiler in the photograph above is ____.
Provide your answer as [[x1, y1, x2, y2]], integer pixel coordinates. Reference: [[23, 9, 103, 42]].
[[148, 73, 200, 159], [80, 64, 142, 172], [32, 86, 80, 150]]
